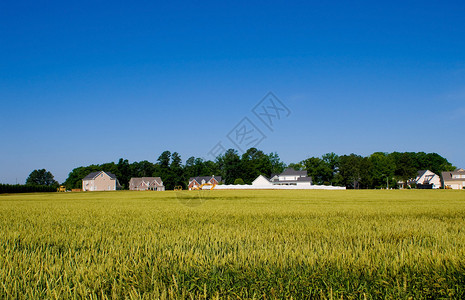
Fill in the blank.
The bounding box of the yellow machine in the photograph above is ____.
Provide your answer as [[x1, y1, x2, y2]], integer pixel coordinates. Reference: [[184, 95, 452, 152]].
[[191, 183, 216, 190], [57, 186, 66, 192], [174, 186, 183, 191]]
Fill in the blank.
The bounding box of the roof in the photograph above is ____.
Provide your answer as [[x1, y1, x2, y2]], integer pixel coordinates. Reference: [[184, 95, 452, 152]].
[[442, 169, 465, 182], [129, 177, 163, 186], [189, 176, 222, 183], [254, 174, 270, 181], [280, 168, 307, 177], [417, 170, 428, 177], [274, 177, 313, 183], [83, 171, 118, 180], [297, 177, 313, 182]]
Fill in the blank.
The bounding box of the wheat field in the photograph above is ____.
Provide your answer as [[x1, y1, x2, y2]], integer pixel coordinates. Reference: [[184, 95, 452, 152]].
[[1, 190, 464, 299]]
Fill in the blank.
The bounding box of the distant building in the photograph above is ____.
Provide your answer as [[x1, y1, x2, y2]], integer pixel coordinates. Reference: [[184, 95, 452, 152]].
[[188, 176, 222, 190], [253, 168, 313, 187], [82, 171, 121, 191], [409, 170, 441, 189], [442, 168, 465, 189], [129, 177, 165, 191]]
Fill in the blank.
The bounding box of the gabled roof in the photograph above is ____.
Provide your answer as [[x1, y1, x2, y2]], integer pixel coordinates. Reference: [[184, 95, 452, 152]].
[[255, 174, 270, 181], [189, 176, 222, 183], [130, 177, 163, 186], [280, 168, 307, 177], [83, 171, 117, 180]]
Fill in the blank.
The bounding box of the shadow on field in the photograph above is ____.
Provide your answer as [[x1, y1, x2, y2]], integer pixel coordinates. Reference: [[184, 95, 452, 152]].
[[175, 189, 213, 207]]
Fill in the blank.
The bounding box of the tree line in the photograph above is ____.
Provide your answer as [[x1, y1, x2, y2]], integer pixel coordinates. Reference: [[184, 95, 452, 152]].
[[61, 149, 455, 190], [0, 184, 57, 194]]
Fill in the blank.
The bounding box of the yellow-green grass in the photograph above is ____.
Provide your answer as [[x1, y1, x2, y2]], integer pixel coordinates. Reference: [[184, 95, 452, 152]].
[[1, 190, 464, 299]]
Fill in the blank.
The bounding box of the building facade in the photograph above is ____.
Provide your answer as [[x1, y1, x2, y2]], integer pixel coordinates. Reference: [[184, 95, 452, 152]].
[[442, 168, 465, 189], [188, 176, 222, 190], [82, 171, 121, 191], [129, 177, 165, 191]]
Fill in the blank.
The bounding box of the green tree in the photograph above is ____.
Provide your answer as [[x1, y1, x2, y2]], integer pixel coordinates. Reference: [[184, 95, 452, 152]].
[[369, 152, 395, 189], [389, 152, 417, 187], [268, 152, 286, 175], [117, 158, 130, 189], [301, 157, 326, 185], [170, 152, 185, 188], [234, 178, 245, 185], [26, 169, 59, 187], [240, 148, 272, 184], [339, 154, 371, 189], [217, 149, 242, 184]]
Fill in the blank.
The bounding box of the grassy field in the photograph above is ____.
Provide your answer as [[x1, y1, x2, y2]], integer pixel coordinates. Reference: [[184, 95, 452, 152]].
[[1, 190, 464, 299]]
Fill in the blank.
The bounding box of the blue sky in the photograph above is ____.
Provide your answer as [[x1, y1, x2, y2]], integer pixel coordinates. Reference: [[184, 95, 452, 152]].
[[1, 0, 464, 184]]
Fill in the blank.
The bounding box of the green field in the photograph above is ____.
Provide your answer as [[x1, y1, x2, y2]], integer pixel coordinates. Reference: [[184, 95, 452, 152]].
[[1, 190, 464, 299]]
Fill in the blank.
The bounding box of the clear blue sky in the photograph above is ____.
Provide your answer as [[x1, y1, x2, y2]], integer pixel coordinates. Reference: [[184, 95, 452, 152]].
[[1, 0, 464, 184]]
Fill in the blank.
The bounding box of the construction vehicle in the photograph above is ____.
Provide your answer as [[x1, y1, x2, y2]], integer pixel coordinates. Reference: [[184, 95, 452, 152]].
[[57, 186, 66, 192], [174, 186, 183, 191]]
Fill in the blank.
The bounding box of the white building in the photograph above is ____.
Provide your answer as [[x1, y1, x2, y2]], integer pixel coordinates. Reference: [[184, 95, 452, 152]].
[[442, 168, 465, 190], [269, 168, 313, 186], [409, 170, 441, 189]]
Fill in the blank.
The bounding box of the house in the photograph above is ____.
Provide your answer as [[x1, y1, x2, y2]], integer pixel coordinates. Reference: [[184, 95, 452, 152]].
[[82, 171, 121, 191], [409, 170, 441, 189], [252, 168, 313, 187], [269, 168, 312, 186], [442, 168, 465, 190], [129, 177, 165, 191], [188, 176, 222, 190]]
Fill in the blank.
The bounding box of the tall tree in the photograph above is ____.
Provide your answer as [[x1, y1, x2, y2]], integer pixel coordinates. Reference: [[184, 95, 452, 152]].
[[301, 157, 326, 185], [170, 152, 185, 188], [390, 152, 417, 186], [117, 158, 130, 189], [240, 148, 272, 184], [26, 169, 59, 187], [269, 152, 286, 175], [217, 149, 242, 184], [339, 154, 371, 189], [369, 152, 395, 189]]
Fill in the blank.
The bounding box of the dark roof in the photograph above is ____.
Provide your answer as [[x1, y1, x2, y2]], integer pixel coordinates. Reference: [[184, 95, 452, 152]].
[[189, 176, 222, 183], [280, 168, 307, 177], [83, 171, 100, 180], [417, 170, 428, 177], [83, 171, 117, 180], [442, 170, 465, 182], [297, 177, 313, 182]]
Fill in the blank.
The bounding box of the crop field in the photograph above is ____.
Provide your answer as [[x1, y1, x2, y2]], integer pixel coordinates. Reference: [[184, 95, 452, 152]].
[[1, 190, 465, 299]]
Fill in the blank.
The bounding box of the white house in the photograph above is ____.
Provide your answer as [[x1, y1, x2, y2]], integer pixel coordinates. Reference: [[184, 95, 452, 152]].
[[251, 168, 313, 187], [216, 169, 344, 190], [269, 168, 313, 186], [82, 171, 121, 191], [409, 170, 441, 189], [442, 168, 465, 190]]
